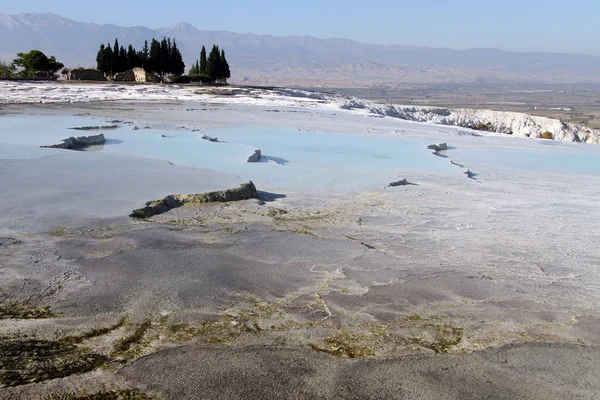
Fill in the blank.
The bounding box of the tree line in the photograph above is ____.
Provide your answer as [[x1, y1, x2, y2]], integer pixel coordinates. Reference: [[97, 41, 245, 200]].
[[0, 41, 232, 83], [96, 37, 185, 78], [188, 45, 231, 82], [0, 50, 64, 79]]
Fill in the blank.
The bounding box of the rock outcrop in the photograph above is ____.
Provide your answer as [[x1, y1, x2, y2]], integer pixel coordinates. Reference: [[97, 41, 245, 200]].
[[342, 100, 600, 144], [41, 134, 105, 150], [247, 150, 262, 162], [114, 68, 146, 83], [130, 181, 258, 219], [67, 69, 106, 81]]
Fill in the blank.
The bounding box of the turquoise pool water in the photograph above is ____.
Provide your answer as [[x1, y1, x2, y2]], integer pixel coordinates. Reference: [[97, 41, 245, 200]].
[[2, 114, 599, 192]]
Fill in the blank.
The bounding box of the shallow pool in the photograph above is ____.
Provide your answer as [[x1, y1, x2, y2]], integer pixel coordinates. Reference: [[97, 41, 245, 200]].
[[2, 114, 599, 193], [0, 115, 455, 192]]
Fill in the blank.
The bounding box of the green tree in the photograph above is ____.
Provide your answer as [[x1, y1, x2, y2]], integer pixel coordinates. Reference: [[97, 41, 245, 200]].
[[160, 37, 169, 76], [170, 39, 185, 76], [190, 59, 201, 75], [206, 45, 221, 81], [220, 49, 231, 82], [0, 60, 15, 78], [96, 44, 106, 74], [13, 50, 64, 78], [148, 39, 161, 74], [139, 40, 149, 69], [199, 46, 207, 75], [112, 39, 120, 74], [119, 46, 127, 72], [104, 43, 114, 76], [127, 45, 138, 69]]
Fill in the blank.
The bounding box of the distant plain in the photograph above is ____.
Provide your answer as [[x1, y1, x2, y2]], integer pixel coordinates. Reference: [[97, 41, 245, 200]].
[[326, 83, 600, 130]]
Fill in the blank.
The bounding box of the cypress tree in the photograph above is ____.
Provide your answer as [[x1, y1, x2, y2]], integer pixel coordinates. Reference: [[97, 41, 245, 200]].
[[127, 45, 137, 69], [220, 49, 231, 82], [119, 46, 127, 72], [148, 39, 161, 74], [206, 45, 221, 80], [140, 40, 149, 68], [170, 39, 185, 76], [167, 38, 173, 74], [96, 44, 105, 74], [160, 37, 169, 76], [113, 39, 120, 74], [199, 46, 207, 75], [104, 43, 114, 76]]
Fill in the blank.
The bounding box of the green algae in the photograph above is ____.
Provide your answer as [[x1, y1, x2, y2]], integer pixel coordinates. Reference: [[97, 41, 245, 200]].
[[408, 324, 465, 354], [311, 330, 377, 358], [0, 318, 131, 387], [0, 302, 56, 320], [112, 320, 153, 356], [0, 338, 110, 387], [62, 318, 127, 345]]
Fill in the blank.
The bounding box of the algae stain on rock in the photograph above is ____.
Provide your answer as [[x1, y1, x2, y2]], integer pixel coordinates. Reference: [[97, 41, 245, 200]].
[[130, 181, 258, 219], [311, 330, 378, 358], [0, 338, 110, 387], [0, 302, 56, 320]]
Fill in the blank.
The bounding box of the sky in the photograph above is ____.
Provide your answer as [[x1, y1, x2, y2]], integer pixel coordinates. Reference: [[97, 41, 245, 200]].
[[3, 0, 600, 55]]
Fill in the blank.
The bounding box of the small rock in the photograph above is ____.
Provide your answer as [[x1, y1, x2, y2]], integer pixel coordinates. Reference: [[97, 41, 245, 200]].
[[202, 134, 219, 142], [388, 179, 409, 187], [247, 149, 262, 162], [427, 143, 448, 151], [464, 170, 477, 179]]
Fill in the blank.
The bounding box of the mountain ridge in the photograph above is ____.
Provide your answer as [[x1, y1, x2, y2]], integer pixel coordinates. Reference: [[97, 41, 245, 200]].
[[2, 12, 600, 86]]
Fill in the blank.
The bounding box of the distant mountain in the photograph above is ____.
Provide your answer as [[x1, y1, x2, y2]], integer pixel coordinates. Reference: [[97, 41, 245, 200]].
[[2, 13, 600, 86]]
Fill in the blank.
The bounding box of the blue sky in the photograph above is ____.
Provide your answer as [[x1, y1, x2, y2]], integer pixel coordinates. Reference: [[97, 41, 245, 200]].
[[4, 0, 600, 55]]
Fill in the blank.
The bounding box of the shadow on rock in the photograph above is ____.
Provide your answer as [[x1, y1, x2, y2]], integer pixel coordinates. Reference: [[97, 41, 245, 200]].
[[258, 191, 287, 202], [263, 156, 289, 166]]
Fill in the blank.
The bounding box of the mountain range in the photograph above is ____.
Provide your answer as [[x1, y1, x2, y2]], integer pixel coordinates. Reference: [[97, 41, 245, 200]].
[[2, 13, 600, 87]]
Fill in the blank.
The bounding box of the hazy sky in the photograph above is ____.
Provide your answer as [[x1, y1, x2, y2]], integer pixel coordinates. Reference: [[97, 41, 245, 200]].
[[4, 0, 600, 55]]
